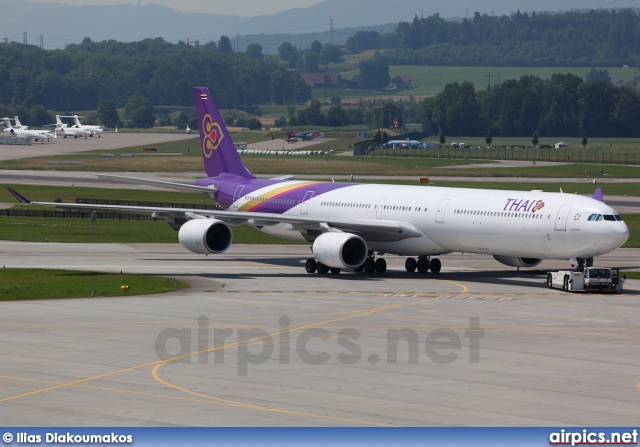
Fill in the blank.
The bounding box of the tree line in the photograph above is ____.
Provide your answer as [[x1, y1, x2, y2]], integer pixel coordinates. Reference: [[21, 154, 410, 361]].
[[348, 8, 640, 67], [0, 37, 312, 126], [418, 74, 640, 137], [274, 70, 640, 139], [272, 97, 412, 130]]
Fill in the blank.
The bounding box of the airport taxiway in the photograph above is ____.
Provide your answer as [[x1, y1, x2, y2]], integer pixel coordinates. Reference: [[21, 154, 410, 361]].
[[1, 242, 639, 426], [0, 132, 196, 161]]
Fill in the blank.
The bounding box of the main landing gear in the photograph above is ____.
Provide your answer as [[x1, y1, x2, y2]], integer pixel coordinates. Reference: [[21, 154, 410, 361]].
[[351, 255, 386, 274], [404, 256, 441, 274], [304, 255, 441, 275], [305, 258, 341, 275]]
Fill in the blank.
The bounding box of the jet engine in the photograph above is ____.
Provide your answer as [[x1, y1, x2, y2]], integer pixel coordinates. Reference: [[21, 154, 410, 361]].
[[312, 232, 368, 269], [178, 218, 232, 254], [493, 255, 542, 268]]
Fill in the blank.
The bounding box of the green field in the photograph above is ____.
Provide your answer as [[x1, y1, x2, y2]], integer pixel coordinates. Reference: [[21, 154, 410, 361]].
[[4, 139, 640, 175], [0, 217, 306, 245], [0, 269, 189, 300], [0, 184, 214, 205], [323, 65, 639, 98], [389, 66, 638, 96]]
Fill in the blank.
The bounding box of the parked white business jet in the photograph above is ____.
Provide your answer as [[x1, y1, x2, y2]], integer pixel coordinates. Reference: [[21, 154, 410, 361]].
[[54, 115, 91, 139], [1, 117, 56, 143], [13, 116, 28, 129], [7, 87, 629, 275], [61, 115, 103, 137]]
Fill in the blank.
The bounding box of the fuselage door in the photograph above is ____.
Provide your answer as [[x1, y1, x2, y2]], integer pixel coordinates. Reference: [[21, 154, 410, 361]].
[[233, 185, 245, 204], [376, 198, 386, 219], [555, 204, 573, 231], [436, 198, 450, 223], [301, 190, 315, 215]]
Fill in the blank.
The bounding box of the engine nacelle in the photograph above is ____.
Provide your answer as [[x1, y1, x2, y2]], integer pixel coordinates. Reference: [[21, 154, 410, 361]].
[[178, 218, 232, 254], [493, 255, 542, 268], [312, 232, 368, 269]]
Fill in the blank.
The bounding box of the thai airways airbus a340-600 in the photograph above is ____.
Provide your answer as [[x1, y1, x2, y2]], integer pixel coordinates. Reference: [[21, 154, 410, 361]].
[[8, 87, 629, 275]]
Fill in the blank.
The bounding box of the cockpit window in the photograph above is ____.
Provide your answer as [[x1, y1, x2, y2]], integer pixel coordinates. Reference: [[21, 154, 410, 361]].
[[588, 213, 623, 222]]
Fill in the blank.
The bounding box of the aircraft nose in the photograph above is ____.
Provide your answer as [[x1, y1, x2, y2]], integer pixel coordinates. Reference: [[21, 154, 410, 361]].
[[615, 221, 630, 247], [603, 221, 630, 252]]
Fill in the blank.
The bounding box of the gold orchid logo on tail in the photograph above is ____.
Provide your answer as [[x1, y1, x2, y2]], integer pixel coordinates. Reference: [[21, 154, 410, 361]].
[[201, 114, 224, 158]]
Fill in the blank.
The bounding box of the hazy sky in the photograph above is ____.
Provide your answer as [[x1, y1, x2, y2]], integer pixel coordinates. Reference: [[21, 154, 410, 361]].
[[25, 0, 324, 16]]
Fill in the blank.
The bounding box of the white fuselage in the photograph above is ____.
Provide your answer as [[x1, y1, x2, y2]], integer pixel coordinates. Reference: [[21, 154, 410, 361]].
[[70, 116, 102, 135], [56, 124, 90, 138], [229, 182, 628, 260], [55, 116, 90, 138], [2, 126, 55, 141]]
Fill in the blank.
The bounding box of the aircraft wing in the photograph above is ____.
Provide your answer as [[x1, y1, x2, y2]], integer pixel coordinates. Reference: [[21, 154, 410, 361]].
[[6, 187, 421, 242], [96, 174, 217, 194]]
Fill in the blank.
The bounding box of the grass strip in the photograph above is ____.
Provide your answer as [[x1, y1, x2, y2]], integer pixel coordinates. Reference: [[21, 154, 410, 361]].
[[0, 218, 306, 245], [0, 269, 189, 300]]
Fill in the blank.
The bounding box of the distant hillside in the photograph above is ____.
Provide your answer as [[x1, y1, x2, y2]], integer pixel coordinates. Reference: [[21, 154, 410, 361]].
[[3, 0, 639, 50]]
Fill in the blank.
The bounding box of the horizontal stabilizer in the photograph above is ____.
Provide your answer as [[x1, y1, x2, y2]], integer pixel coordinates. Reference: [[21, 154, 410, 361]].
[[6, 187, 31, 204]]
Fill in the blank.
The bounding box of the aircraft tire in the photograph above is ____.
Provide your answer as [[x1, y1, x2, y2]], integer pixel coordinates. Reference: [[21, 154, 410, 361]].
[[363, 258, 375, 274], [417, 258, 429, 273], [317, 262, 329, 274], [330, 268, 341, 275], [429, 258, 442, 274], [405, 258, 417, 272], [353, 264, 364, 273], [305, 258, 317, 274], [375, 258, 387, 274]]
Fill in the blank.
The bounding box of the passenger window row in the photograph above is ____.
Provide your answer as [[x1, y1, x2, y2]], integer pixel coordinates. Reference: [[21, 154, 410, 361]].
[[382, 205, 427, 212], [320, 202, 372, 209], [454, 209, 545, 219], [247, 196, 297, 205], [318, 202, 428, 212]]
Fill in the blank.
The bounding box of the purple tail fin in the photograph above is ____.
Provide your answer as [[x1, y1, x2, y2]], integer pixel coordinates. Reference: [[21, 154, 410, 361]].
[[592, 187, 603, 202], [192, 87, 255, 179]]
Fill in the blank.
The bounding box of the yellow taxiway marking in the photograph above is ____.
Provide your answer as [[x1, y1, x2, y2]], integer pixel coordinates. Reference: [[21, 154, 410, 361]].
[[0, 297, 439, 425], [0, 361, 160, 404], [151, 297, 440, 425], [0, 374, 390, 425]]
